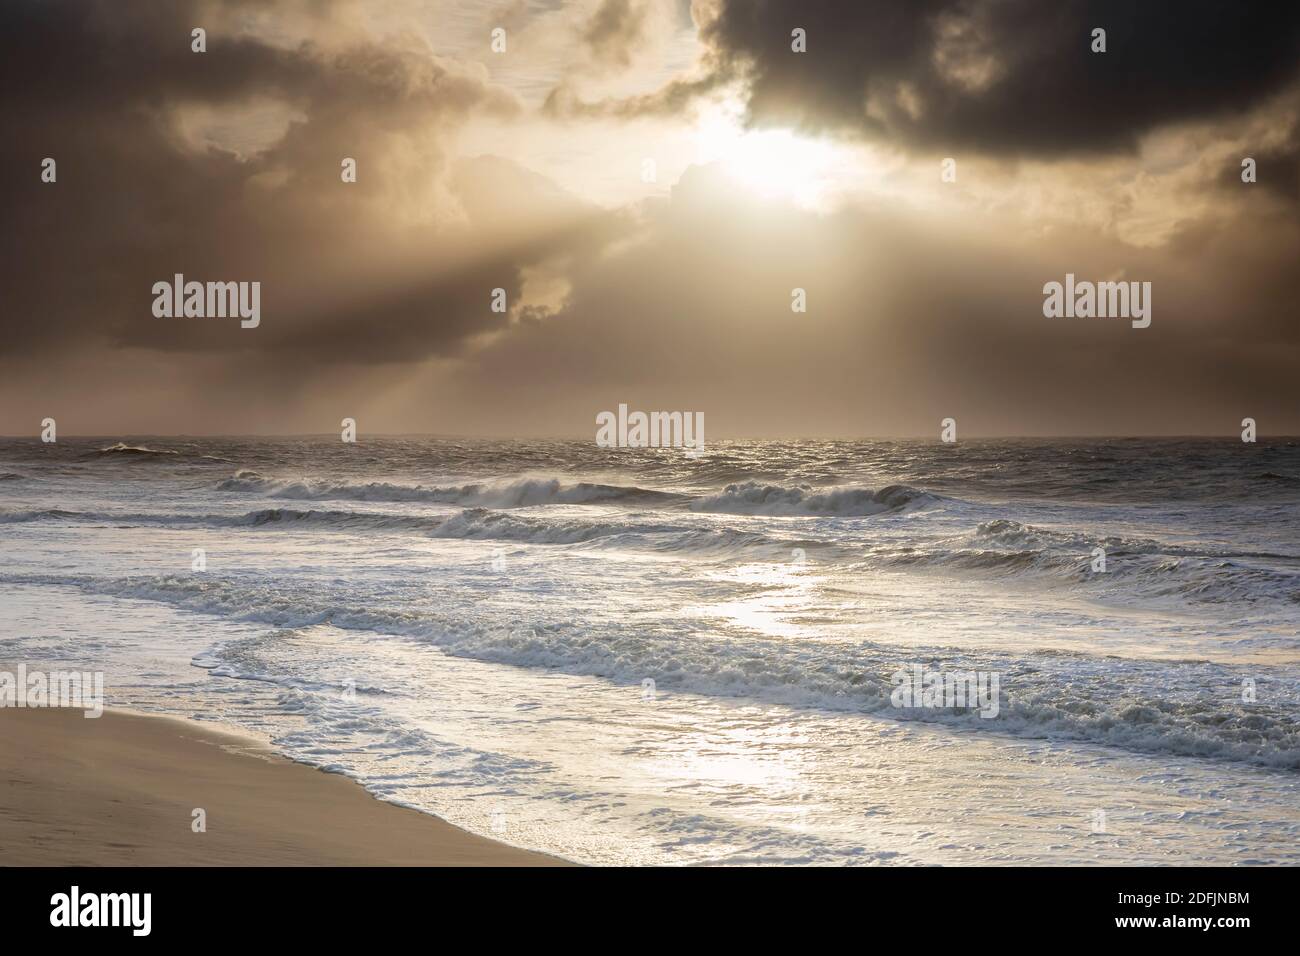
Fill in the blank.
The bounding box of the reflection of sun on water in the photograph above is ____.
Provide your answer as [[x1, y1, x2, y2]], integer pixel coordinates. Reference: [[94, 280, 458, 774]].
[[683, 561, 819, 639]]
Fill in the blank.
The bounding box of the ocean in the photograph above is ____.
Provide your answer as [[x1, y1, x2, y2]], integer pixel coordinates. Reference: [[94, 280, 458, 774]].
[[2, 436, 1298, 864]]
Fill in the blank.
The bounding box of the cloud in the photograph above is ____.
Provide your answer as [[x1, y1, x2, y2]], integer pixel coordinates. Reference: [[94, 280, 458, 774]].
[[1, 0, 1297, 436], [582, 0, 651, 67], [563, 0, 1300, 157], [437, 156, 1300, 436], [0, 0, 610, 373]]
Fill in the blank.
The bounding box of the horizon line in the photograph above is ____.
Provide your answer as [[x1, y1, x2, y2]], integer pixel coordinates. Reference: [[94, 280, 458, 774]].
[[1, 432, 1293, 442]]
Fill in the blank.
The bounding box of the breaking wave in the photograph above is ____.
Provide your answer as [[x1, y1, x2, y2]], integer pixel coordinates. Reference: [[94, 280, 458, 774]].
[[7, 570, 1299, 769], [0, 508, 81, 523], [218, 472, 686, 508], [217, 471, 938, 518], [864, 518, 1300, 605], [0, 504, 834, 559], [689, 481, 937, 516], [94, 442, 179, 457]]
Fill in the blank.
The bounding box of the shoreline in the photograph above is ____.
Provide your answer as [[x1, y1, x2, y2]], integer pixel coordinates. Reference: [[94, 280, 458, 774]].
[[0, 706, 568, 866]]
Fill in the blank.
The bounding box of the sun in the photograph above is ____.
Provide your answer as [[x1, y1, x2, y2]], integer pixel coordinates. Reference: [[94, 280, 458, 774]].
[[691, 99, 845, 209]]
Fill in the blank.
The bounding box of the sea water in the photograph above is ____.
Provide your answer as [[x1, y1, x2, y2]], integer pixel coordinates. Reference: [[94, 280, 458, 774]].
[[2, 437, 1297, 864]]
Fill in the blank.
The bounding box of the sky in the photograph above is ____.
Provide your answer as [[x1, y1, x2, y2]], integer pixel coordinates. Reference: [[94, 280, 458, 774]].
[[1, 0, 1298, 437]]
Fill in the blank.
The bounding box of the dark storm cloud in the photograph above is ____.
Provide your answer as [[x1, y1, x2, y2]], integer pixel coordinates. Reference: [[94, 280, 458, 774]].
[[0, 0, 604, 368], [570, 0, 1300, 155], [1219, 127, 1300, 203]]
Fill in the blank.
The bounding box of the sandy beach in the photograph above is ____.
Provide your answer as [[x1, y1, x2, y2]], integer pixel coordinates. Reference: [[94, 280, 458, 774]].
[[0, 707, 565, 866]]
